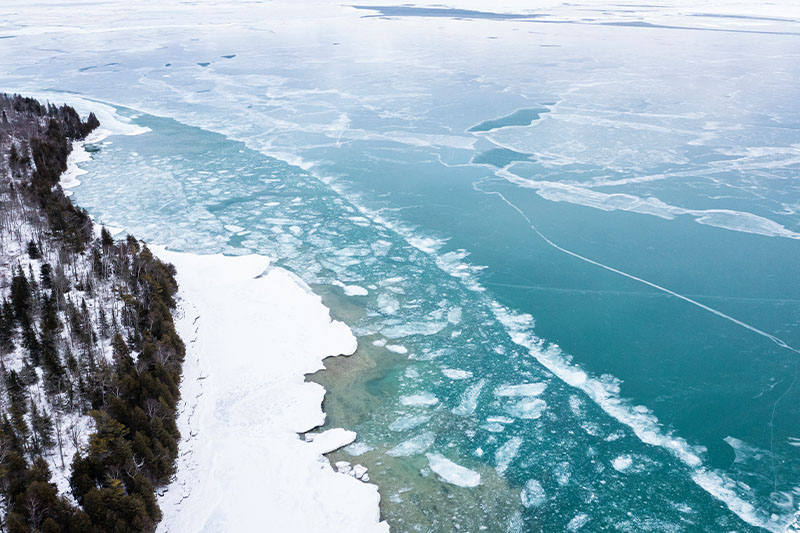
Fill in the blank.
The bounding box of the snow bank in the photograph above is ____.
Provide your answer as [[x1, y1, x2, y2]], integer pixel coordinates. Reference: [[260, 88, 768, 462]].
[[60, 140, 92, 196], [153, 249, 387, 532]]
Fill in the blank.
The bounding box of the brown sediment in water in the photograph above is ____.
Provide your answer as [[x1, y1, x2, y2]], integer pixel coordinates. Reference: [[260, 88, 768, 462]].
[[307, 284, 528, 532]]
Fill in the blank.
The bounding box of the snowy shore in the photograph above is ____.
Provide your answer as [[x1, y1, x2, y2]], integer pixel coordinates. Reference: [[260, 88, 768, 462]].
[[52, 99, 387, 531], [150, 249, 387, 532]]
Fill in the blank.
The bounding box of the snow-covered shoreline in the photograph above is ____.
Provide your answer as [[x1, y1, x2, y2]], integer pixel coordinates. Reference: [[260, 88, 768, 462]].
[[53, 101, 387, 531], [152, 249, 387, 532], [55, 93, 149, 197]]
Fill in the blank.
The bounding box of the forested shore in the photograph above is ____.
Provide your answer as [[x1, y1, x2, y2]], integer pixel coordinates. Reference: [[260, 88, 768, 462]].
[[0, 94, 184, 532]]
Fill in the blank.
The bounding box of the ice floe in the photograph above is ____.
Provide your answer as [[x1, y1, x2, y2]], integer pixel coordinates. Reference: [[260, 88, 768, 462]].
[[400, 392, 440, 407], [426, 453, 481, 488], [452, 379, 486, 416], [494, 382, 547, 397], [387, 432, 436, 457], [441, 368, 473, 380], [495, 436, 523, 474], [520, 479, 547, 508], [504, 398, 547, 420]]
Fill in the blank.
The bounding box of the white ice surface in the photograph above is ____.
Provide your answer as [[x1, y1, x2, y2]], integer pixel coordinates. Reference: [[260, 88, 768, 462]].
[[400, 392, 439, 407], [343, 284, 369, 296], [520, 479, 547, 508], [504, 398, 547, 420], [612, 454, 634, 473], [153, 249, 387, 532], [307, 428, 357, 455], [387, 432, 436, 457], [441, 368, 472, 380], [494, 382, 547, 397], [425, 453, 481, 488], [385, 344, 408, 354], [495, 436, 523, 474], [452, 379, 486, 416], [59, 140, 91, 195], [389, 414, 431, 432]]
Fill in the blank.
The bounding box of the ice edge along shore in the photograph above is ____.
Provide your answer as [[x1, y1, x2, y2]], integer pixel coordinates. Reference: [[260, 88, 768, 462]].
[[152, 250, 386, 533], [58, 99, 388, 533]]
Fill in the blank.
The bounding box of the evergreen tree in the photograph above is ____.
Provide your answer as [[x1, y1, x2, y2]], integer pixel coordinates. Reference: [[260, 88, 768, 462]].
[[0, 95, 186, 531], [10, 265, 31, 321], [98, 307, 110, 339], [0, 298, 15, 355], [27, 240, 41, 260], [29, 401, 55, 454], [21, 316, 41, 366], [40, 263, 53, 290], [41, 294, 64, 388], [101, 226, 114, 249], [111, 333, 133, 369]]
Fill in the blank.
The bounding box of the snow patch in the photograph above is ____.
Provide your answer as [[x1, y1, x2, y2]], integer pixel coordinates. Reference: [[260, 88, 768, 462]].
[[60, 139, 91, 194]]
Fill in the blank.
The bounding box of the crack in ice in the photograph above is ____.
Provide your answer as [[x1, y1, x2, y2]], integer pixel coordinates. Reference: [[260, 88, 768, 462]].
[[472, 178, 800, 356]]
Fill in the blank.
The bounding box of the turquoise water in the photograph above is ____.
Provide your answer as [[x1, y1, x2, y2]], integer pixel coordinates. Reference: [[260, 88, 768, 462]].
[[69, 110, 797, 531], [4, 1, 800, 530]]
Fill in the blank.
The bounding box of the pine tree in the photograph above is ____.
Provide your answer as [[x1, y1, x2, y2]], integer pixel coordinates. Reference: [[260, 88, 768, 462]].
[[5, 370, 27, 410], [27, 240, 41, 260], [30, 401, 55, 454], [10, 265, 31, 321], [40, 263, 53, 290], [99, 307, 110, 339], [27, 264, 38, 297], [21, 318, 41, 367], [41, 295, 64, 388], [101, 226, 114, 249], [0, 298, 15, 355], [111, 334, 133, 369]]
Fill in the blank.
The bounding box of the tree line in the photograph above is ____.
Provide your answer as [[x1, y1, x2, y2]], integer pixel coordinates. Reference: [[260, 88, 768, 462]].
[[0, 94, 184, 532]]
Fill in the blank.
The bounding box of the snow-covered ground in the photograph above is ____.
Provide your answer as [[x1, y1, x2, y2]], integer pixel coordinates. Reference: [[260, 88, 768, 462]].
[[153, 249, 387, 532], [0, 198, 111, 503], [44, 97, 387, 531]]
